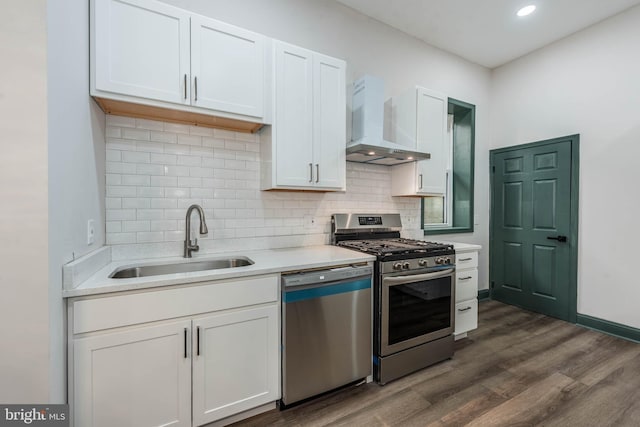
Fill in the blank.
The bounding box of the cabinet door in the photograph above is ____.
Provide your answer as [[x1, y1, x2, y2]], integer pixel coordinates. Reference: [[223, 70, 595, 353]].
[[74, 320, 192, 427], [416, 87, 448, 195], [191, 16, 265, 118], [313, 53, 346, 189], [274, 42, 314, 187], [192, 305, 279, 426], [93, 0, 190, 104]]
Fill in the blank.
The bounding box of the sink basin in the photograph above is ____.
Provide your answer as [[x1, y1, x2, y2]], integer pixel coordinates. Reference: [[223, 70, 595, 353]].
[[109, 257, 254, 279]]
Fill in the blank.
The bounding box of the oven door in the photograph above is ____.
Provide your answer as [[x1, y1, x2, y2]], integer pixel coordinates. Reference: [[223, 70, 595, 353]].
[[380, 268, 455, 356]]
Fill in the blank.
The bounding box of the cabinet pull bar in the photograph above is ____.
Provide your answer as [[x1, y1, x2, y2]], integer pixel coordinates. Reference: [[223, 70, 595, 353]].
[[316, 164, 319, 183], [458, 306, 472, 312], [459, 257, 472, 261], [196, 326, 200, 356], [183, 74, 187, 100], [194, 76, 198, 101], [309, 163, 313, 183], [419, 174, 423, 190], [183, 328, 187, 358], [459, 276, 473, 280]]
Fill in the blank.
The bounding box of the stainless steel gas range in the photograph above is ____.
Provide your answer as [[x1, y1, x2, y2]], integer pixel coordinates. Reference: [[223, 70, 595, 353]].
[[331, 213, 456, 384]]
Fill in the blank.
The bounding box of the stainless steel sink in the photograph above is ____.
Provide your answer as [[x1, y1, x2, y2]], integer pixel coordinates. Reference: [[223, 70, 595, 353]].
[[109, 257, 254, 279]]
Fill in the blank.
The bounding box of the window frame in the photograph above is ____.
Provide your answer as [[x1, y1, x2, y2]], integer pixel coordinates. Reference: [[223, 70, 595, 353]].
[[422, 98, 475, 235]]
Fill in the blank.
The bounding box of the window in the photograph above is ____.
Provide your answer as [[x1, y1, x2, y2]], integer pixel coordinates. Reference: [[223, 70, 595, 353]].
[[422, 98, 475, 234]]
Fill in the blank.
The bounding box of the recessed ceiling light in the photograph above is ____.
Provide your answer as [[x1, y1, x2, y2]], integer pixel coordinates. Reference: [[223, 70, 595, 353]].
[[407, 156, 414, 160], [517, 5, 536, 17], [368, 151, 376, 156]]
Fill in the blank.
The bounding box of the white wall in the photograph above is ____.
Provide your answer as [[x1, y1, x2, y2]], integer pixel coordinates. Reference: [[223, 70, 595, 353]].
[[47, 0, 106, 401], [0, 0, 50, 402], [491, 6, 640, 328], [158, 0, 493, 287]]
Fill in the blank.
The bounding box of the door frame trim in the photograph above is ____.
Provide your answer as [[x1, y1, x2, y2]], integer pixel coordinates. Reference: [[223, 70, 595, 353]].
[[489, 134, 580, 323]]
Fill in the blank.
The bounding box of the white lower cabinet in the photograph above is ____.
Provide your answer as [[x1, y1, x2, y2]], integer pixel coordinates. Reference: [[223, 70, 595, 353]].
[[74, 320, 192, 427], [454, 248, 480, 339], [192, 306, 279, 426], [69, 275, 279, 427]]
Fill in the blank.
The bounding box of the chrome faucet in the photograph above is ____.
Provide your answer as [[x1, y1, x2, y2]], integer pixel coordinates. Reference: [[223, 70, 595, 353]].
[[184, 204, 208, 258]]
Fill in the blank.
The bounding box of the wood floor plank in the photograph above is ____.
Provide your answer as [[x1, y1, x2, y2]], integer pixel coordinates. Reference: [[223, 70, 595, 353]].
[[231, 301, 640, 427]]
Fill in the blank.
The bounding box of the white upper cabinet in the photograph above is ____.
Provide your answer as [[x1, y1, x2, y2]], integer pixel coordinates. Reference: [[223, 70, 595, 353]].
[[93, 0, 191, 105], [190, 16, 265, 117], [273, 42, 314, 188], [391, 87, 448, 196], [262, 41, 346, 191], [313, 53, 347, 189], [91, 0, 269, 125]]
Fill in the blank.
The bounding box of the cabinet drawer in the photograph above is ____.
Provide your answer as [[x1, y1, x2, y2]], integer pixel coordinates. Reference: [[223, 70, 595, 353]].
[[73, 274, 278, 334], [455, 299, 478, 335], [456, 252, 478, 269], [456, 269, 478, 302]]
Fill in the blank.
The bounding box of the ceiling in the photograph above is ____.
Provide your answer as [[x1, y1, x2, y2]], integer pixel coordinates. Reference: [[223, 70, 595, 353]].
[[335, 0, 640, 68]]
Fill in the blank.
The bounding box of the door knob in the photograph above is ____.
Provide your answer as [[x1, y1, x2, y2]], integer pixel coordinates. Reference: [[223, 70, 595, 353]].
[[547, 235, 567, 242]]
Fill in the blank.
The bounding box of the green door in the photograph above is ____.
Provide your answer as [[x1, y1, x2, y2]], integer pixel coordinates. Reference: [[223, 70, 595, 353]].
[[490, 136, 578, 321]]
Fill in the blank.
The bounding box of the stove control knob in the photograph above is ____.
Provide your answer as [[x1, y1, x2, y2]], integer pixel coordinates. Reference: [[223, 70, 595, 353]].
[[393, 262, 403, 270], [418, 259, 428, 267], [403, 262, 411, 269], [445, 257, 452, 264], [435, 257, 443, 265]]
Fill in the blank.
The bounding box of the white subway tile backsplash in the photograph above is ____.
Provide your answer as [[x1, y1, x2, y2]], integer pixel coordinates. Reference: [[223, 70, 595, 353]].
[[122, 174, 150, 186], [106, 127, 122, 138], [106, 117, 421, 252], [202, 137, 225, 149], [135, 118, 164, 131], [122, 128, 150, 141], [137, 187, 164, 198], [107, 186, 137, 197], [177, 176, 201, 188], [177, 155, 201, 167], [150, 153, 177, 165], [122, 151, 150, 164], [106, 115, 136, 128], [106, 209, 136, 221], [137, 209, 164, 220], [122, 198, 150, 209], [151, 198, 177, 209], [136, 231, 165, 243], [122, 220, 150, 232], [151, 176, 177, 187], [163, 122, 191, 134], [150, 131, 178, 144]]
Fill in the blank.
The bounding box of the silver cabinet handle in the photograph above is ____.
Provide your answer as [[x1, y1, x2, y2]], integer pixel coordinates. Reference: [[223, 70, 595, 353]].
[[315, 164, 319, 183], [458, 306, 472, 312], [309, 163, 313, 183], [419, 174, 423, 189], [459, 276, 473, 281], [183, 74, 187, 100], [459, 257, 472, 262], [194, 76, 198, 101]]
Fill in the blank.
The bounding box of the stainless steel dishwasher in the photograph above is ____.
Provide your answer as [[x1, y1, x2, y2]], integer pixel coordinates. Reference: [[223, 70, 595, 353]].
[[281, 263, 373, 407]]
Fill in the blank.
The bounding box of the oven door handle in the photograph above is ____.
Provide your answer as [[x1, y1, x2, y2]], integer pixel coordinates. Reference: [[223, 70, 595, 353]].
[[383, 268, 454, 286]]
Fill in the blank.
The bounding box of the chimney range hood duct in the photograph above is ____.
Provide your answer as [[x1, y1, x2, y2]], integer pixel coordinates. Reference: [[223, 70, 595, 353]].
[[346, 75, 430, 166]]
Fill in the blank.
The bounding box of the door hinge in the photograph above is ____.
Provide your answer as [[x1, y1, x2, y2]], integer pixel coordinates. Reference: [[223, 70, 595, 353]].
[[491, 281, 495, 289], [492, 166, 495, 173]]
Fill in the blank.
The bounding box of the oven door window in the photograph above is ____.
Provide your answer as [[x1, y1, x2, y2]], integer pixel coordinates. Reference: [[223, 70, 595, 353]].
[[388, 276, 452, 345]]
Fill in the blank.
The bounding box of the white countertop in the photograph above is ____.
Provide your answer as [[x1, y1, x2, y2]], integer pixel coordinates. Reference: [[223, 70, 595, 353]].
[[63, 245, 375, 298], [443, 241, 482, 252]]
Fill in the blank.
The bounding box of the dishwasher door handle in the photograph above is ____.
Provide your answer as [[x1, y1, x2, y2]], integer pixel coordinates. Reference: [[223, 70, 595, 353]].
[[283, 277, 371, 303]]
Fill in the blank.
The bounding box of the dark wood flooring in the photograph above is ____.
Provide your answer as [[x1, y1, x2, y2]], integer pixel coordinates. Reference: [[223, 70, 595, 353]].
[[232, 300, 640, 427]]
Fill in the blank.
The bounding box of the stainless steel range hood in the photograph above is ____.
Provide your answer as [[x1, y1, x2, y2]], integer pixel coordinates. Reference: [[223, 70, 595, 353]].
[[347, 75, 429, 166]]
